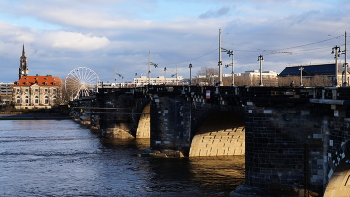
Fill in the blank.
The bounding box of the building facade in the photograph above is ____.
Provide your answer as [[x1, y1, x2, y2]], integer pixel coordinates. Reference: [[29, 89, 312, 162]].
[[236, 70, 278, 86], [13, 76, 62, 109], [0, 83, 13, 106], [133, 76, 183, 86]]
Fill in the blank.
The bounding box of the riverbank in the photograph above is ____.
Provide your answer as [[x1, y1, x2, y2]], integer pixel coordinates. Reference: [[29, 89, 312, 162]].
[[0, 113, 71, 120]]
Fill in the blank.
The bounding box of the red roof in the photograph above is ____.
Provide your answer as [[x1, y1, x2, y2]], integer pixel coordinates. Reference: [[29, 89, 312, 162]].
[[13, 76, 62, 87]]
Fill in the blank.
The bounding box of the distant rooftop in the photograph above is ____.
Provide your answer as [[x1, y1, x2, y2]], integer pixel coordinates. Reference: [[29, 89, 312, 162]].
[[279, 64, 341, 77], [13, 75, 62, 87]]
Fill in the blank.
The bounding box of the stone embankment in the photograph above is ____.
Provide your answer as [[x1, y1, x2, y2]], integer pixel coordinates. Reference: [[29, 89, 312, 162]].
[[0, 113, 70, 120]]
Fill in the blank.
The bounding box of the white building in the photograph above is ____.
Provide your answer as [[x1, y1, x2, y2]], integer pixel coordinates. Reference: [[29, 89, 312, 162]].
[[133, 76, 183, 86], [239, 70, 277, 77], [238, 70, 278, 85]]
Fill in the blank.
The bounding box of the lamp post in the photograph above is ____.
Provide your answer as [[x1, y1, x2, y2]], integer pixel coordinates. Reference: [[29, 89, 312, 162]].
[[332, 45, 341, 86], [299, 66, 304, 86], [164, 67, 167, 85], [189, 63, 192, 85], [257, 55, 264, 86]]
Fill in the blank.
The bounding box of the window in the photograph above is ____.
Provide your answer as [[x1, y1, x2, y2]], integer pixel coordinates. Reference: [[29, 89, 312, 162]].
[[35, 96, 39, 104], [45, 96, 49, 104]]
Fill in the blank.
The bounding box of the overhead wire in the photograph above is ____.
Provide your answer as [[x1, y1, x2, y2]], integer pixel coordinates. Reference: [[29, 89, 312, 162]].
[[126, 33, 346, 79]]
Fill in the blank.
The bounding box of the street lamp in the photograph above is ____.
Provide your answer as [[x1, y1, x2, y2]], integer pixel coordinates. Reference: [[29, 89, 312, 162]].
[[257, 55, 264, 86], [164, 67, 167, 85], [299, 66, 304, 86], [331, 45, 341, 86], [189, 63, 192, 85]]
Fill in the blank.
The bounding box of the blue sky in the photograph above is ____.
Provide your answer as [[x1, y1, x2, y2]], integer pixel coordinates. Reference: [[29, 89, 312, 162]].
[[0, 0, 350, 83]]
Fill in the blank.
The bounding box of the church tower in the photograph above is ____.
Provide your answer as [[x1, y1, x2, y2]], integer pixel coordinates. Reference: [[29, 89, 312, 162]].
[[19, 44, 28, 80]]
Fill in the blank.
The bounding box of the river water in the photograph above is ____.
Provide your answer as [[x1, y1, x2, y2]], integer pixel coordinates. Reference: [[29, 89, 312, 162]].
[[0, 119, 244, 197]]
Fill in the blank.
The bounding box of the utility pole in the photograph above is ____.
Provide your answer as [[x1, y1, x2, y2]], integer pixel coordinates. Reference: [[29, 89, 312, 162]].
[[114, 64, 117, 85], [231, 51, 234, 86], [148, 50, 151, 84], [299, 66, 304, 86], [344, 31, 348, 86], [332, 45, 341, 86], [223, 48, 234, 86], [258, 55, 264, 86], [218, 28, 223, 86]]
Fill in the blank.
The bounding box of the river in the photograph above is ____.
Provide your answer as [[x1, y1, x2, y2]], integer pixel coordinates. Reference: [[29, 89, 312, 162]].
[[0, 119, 244, 197]]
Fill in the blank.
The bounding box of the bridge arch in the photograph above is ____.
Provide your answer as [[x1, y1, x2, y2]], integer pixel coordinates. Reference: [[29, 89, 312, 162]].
[[135, 103, 151, 138], [324, 141, 350, 196], [189, 108, 245, 157]]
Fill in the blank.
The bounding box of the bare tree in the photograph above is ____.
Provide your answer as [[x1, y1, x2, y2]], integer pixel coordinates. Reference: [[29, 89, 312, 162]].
[[56, 79, 71, 104], [195, 67, 219, 85], [309, 75, 332, 86], [278, 76, 299, 87]]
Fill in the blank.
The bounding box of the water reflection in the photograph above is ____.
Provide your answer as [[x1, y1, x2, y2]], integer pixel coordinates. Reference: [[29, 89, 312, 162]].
[[0, 120, 244, 197]]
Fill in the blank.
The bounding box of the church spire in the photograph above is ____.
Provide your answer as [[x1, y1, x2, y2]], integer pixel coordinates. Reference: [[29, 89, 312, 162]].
[[22, 43, 25, 56], [19, 43, 28, 80]]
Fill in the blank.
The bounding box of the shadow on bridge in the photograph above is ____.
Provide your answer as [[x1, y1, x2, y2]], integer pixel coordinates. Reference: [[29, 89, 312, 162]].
[[190, 112, 245, 157]]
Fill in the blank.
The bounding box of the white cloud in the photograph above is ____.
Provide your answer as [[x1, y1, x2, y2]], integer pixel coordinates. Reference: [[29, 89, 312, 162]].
[[39, 31, 110, 51]]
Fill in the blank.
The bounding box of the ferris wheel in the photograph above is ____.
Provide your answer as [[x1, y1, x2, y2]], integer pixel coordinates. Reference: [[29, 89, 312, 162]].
[[65, 67, 99, 100]]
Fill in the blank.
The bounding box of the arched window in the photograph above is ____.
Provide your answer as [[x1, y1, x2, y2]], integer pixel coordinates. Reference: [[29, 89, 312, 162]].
[[45, 96, 49, 104], [16, 96, 20, 104], [25, 96, 29, 104], [35, 96, 39, 104]]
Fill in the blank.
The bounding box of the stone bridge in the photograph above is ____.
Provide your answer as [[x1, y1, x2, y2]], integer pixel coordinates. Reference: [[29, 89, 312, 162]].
[[70, 85, 350, 196]]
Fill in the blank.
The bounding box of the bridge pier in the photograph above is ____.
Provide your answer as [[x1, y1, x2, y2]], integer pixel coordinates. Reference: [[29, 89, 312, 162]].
[[97, 87, 151, 139], [149, 93, 192, 156]]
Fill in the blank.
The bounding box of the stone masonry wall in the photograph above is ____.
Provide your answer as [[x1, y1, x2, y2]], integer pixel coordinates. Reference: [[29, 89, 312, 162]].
[[150, 94, 192, 154], [245, 102, 327, 195]]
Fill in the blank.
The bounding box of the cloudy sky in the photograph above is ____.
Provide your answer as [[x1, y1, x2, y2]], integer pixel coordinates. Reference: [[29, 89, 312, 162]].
[[0, 0, 350, 84]]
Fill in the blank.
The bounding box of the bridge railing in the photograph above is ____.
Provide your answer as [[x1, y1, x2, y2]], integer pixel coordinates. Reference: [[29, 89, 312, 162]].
[[97, 85, 350, 102], [167, 85, 350, 101]]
